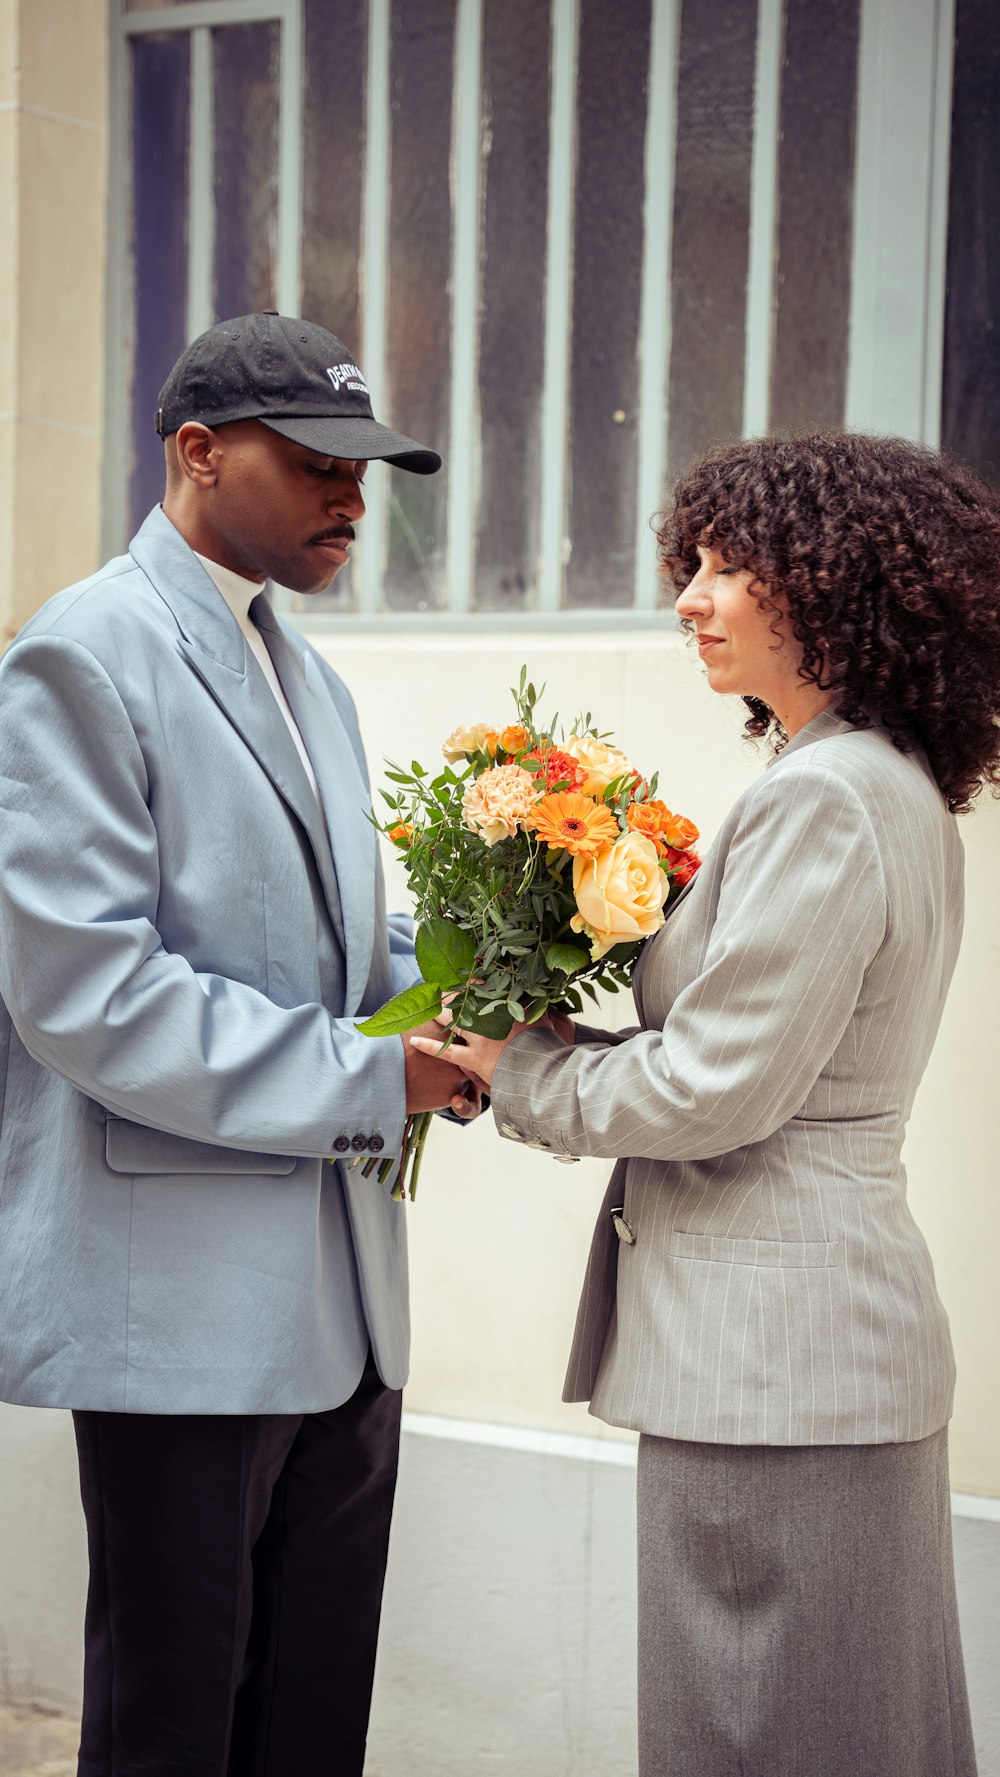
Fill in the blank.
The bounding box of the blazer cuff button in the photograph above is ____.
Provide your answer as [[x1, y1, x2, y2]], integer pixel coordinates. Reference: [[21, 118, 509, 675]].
[[367, 1133, 385, 1153], [332, 1135, 351, 1153], [351, 1133, 369, 1152]]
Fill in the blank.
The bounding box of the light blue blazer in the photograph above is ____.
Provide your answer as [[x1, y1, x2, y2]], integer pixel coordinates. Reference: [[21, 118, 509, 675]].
[[0, 507, 420, 1414]]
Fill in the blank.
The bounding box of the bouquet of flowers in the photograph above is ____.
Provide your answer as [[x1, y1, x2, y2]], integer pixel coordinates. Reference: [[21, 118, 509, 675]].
[[357, 670, 701, 1199]]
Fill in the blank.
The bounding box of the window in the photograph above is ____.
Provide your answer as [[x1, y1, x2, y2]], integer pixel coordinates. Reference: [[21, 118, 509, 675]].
[[109, 0, 954, 625]]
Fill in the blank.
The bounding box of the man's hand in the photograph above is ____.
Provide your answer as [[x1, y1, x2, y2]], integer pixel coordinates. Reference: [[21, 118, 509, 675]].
[[403, 1018, 481, 1113]]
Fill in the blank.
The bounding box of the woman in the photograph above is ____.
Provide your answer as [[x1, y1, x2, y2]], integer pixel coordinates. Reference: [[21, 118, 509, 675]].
[[413, 433, 1000, 1775]]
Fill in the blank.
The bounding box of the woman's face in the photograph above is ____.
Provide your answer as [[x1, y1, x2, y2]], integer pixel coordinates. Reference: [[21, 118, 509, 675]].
[[675, 544, 810, 723]]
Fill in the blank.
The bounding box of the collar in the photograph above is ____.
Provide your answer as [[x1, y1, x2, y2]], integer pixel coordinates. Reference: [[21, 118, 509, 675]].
[[768, 706, 861, 766], [193, 550, 267, 624]]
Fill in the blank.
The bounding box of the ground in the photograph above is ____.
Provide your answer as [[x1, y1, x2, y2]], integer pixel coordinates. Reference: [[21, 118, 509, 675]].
[[0, 1707, 77, 1775]]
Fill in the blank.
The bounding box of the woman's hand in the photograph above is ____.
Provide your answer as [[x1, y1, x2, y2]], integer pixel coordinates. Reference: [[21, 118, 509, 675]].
[[408, 1008, 575, 1088], [408, 1023, 513, 1088]]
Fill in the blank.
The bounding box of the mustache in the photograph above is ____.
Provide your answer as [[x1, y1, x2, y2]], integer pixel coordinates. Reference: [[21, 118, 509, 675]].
[[310, 524, 356, 545]]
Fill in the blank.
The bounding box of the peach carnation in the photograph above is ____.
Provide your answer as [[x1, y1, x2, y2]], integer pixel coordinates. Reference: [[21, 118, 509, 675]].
[[462, 763, 538, 846], [530, 791, 620, 856]]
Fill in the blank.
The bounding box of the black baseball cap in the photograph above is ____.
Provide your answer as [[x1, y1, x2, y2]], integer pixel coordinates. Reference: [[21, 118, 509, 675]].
[[156, 310, 441, 474]]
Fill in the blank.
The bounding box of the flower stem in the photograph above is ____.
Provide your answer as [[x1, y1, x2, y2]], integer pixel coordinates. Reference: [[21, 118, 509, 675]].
[[407, 1111, 434, 1202]]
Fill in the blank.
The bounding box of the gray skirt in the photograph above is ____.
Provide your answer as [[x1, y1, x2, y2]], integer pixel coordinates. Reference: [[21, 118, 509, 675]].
[[637, 1428, 977, 1777]]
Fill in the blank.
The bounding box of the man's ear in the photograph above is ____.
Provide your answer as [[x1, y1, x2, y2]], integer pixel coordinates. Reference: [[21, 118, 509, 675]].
[[173, 422, 220, 488]]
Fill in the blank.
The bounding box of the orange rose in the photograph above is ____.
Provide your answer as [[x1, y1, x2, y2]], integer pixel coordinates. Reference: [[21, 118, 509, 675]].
[[660, 810, 700, 851], [499, 724, 530, 756], [388, 823, 414, 846], [664, 845, 701, 886], [626, 797, 673, 855]]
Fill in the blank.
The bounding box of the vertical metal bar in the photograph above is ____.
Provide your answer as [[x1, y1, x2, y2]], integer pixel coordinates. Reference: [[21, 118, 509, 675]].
[[445, 0, 483, 616], [742, 0, 783, 440], [538, 0, 579, 614], [357, 0, 391, 616], [276, 0, 303, 317], [186, 25, 214, 340], [633, 0, 680, 611], [845, 0, 940, 439], [921, 0, 955, 449]]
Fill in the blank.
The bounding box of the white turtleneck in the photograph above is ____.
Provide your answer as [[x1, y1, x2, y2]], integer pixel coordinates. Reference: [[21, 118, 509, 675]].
[[194, 552, 322, 808]]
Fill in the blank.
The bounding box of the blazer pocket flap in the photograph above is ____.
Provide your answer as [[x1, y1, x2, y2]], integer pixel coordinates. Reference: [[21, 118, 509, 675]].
[[105, 1116, 297, 1176], [668, 1230, 843, 1269]]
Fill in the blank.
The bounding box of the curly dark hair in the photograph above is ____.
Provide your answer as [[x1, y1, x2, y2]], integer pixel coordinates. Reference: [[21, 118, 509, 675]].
[[657, 432, 1000, 812]]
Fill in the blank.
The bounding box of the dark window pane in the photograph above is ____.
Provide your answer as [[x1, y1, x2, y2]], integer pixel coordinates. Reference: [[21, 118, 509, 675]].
[[942, 0, 1000, 485], [301, 0, 366, 355], [668, 0, 756, 479], [384, 0, 457, 612], [212, 22, 280, 321], [129, 32, 190, 540], [564, 0, 651, 609], [474, 0, 551, 614], [769, 0, 859, 431], [298, 0, 368, 616]]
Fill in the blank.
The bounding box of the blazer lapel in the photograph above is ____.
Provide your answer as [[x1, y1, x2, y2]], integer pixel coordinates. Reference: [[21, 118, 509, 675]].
[[251, 602, 376, 1014], [128, 507, 347, 951]]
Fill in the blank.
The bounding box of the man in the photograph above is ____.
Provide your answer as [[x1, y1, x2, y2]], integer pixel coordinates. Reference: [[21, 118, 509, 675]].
[[0, 311, 470, 1775]]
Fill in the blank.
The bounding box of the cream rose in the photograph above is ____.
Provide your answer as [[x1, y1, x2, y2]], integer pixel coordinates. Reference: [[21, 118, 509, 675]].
[[563, 733, 635, 797], [462, 763, 539, 846], [570, 831, 667, 959], [442, 723, 499, 764]]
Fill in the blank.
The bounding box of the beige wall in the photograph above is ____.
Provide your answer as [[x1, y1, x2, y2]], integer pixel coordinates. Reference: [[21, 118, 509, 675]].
[[0, 0, 108, 643], [321, 631, 1000, 1498]]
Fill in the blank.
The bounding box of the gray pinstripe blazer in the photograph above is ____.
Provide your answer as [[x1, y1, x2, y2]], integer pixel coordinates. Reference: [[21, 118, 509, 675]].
[[491, 711, 963, 1445]]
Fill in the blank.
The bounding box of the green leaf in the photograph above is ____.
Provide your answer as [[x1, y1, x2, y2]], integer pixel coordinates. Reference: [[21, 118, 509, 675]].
[[460, 1004, 515, 1039], [601, 941, 642, 966], [355, 980, 444, 1037], [415, 918, 477, 987], [546, 941, 589, 977]]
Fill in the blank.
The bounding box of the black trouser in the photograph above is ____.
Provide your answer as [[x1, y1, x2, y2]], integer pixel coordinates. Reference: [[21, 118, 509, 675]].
[[72, 1352, 402, 1777]]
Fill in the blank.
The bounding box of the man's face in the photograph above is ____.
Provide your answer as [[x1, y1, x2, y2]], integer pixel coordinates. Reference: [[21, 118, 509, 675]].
[[187, 420, 368, 595]]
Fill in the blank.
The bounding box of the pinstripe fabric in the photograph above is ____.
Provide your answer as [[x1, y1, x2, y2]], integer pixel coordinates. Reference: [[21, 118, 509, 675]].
[[490, 712, 964, 1444]]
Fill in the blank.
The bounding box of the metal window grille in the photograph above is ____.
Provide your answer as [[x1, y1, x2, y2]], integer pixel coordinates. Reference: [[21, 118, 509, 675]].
[[107, 0, 955, 630]]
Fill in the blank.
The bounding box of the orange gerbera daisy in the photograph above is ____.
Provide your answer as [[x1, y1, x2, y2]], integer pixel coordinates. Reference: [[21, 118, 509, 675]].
[[530, 791, 619, 855]]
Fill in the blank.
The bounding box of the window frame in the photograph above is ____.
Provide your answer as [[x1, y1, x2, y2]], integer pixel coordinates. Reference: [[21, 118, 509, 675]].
[[104, 0, 955, 633]]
